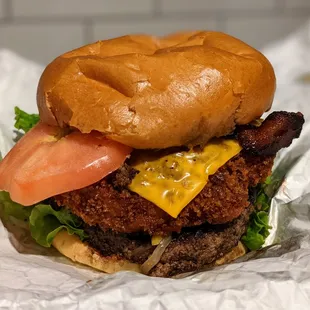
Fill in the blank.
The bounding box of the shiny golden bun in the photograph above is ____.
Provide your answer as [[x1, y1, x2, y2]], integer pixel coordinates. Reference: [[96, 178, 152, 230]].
[[37, 31, 276, 149], [52, 230, 246, 277]]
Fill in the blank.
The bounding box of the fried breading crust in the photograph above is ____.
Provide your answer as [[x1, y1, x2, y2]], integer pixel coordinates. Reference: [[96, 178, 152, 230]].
[[55, 152, 274, 235]]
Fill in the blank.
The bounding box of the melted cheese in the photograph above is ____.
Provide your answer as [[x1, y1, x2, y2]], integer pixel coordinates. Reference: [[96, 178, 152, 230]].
[[151, 235, 163, 246], [129, 139, 241, 218]]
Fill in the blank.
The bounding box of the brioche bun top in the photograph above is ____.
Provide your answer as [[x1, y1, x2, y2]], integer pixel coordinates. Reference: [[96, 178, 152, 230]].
[[37, 31, 275, 149]]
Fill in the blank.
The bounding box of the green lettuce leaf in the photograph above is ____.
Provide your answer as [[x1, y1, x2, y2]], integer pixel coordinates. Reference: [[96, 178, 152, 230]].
[[29, 204, 87, 247], [0, 191, 33, 221], [14, 106, 40, 133], [0, 192, 87, 247], [242, 177, 275, 251]]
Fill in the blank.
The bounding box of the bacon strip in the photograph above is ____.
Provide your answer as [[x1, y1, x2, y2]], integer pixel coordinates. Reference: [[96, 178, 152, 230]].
[[237, 111, 305, 156]]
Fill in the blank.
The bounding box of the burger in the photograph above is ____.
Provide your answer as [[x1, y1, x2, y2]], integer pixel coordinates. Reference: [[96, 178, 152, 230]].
[[0, 31, 304, 277]]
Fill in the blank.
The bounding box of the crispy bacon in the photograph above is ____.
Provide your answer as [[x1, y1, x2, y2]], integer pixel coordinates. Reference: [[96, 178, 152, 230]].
[[237, 111, 304, 156]]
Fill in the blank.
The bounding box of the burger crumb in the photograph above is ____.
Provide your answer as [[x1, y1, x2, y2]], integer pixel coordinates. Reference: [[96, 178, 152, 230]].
[[107, 163, 139, 190]]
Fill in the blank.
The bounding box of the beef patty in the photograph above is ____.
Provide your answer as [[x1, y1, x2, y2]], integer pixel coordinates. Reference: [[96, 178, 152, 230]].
[[84, 205, 253, 277], [55, 152, 274, 235]]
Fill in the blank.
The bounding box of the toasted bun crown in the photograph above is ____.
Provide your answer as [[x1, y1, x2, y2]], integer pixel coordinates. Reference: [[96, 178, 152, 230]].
[[37, 31, 276, 148]]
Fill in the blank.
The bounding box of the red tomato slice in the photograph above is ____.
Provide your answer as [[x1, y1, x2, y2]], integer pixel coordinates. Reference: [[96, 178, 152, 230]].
[[0, 122, 132, 206]]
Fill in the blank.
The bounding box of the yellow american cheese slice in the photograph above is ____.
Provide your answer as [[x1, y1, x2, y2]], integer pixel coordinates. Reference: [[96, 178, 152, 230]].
[[129, 139, 241, 218]]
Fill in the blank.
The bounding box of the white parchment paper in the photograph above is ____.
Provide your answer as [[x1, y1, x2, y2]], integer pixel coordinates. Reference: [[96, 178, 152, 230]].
[[1, 22, 310, 309]]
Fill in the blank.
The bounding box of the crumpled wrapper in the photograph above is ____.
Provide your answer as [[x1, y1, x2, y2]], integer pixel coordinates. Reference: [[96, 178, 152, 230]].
[[1, 22, 310, 308]]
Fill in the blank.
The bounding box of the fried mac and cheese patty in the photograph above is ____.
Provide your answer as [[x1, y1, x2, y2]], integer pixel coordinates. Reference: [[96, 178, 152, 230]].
[[55, 152, 274, 235]]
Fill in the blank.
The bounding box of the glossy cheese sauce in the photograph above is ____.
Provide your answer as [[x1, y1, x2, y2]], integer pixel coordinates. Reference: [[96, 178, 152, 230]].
[[129, 139, 242, 218], [151, 235, 163, 246]]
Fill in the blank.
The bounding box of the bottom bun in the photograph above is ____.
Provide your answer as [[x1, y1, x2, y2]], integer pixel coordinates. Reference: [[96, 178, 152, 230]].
[[52, 230, 246, 276], [215, 241, 246, 265], [52, 230, 141, 274]]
